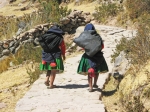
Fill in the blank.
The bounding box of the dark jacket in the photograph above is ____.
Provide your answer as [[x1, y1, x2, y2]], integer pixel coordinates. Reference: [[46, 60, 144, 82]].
[[42, 25, 64, 63]]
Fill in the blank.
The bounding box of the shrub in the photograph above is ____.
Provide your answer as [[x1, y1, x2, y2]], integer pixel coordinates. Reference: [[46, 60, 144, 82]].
[[0, 55, 14, 73], [12, 43, 42, 65], [125, 0, 150, 20], [0, 43, 42, 72], [0, 0, 71, 40], [112, 13, 150, 66], [121, 95, 147, 112], [12, 43, 43, 84], [111, 37, 129, 62], [119, 83, 150, 112], [26, 62, 42, 84], [38, 0, 71, 23], [0, 17, 18, 40], [94, 3, 122, 23]]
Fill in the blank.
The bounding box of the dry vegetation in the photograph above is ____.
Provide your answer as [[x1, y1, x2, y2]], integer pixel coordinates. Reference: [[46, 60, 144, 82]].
[[0, 65, 30, 112], [1, 0, 150, 112], [102, 0, 150, 111], [102, 61, 150, 112], [0, 0, 39, 16], [64, 2, 99, 13]]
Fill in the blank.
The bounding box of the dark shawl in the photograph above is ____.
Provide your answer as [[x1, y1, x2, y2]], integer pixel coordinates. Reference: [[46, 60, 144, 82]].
[[83, 23, 104, 69], [42, 25, 64, 63]]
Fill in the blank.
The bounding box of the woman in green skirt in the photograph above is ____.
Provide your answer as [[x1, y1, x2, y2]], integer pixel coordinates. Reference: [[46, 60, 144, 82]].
[[39, 25, 66, 89], [76, 23, 109, 92]]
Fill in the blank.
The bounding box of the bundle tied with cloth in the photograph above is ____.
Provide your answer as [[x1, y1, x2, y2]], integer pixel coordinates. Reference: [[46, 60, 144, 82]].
[[73, 23, 104, 77], [39, 24, 64, 67], [73, 24, 103, 57]]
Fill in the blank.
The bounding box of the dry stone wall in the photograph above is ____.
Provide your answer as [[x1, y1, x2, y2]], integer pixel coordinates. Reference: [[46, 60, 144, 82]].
[[0, 10, 92, 62]]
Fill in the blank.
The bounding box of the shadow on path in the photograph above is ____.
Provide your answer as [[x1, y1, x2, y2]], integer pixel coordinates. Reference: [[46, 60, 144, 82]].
[[57, 84, 89, 89], [102, 89, 117, 96], [93, 88, 102, 92], [57, 84, 103, 93]]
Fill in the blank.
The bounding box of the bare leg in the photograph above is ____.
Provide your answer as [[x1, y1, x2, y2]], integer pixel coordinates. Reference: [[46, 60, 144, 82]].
[[49, 69, 57, 87], [88, 74, 93, 91], [45, 76, 49, 82], [94, 73, 99, 86], [44, 70, 51, 86], [46, 70, 51, 81]]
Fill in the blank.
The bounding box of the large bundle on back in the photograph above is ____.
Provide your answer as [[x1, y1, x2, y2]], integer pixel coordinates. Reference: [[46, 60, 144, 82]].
[[73, 30, 103, 57], [38, 25, 64, 53], [38, 33, 62, 53]]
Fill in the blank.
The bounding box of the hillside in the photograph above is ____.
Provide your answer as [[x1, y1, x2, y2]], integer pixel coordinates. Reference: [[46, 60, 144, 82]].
[[0, 1, 101, 111], [0, 0, 97, 16], [0, 0, 39, 16], [0, 0, 150, 112]]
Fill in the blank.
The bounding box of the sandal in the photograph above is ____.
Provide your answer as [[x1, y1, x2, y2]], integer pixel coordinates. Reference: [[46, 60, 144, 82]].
[[93, 85, 98, 88], [44, 81, 49, 86], [88, 88, 93, 92], [47, 85, 57, 89]]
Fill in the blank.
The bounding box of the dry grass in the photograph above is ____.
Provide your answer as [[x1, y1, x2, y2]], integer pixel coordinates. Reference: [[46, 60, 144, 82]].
[[0, 0, 98, 17], [102, 76, 120, 112], [65, 2, 99, 13], [0, 65, 31, 112], [0, 0, 39, 16], [102, 60, 150, 112], [0, 67, 29, 89], [0, 1, 39, 111]]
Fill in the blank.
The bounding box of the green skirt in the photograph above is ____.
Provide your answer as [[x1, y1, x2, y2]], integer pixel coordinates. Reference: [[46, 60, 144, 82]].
[[39, 58, 64, 73], [77, 56, 109, 75]]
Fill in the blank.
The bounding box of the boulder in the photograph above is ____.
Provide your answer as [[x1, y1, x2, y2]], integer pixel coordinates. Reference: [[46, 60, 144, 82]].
[[2, 49, 10, 55], [112, 51, 130, 80]]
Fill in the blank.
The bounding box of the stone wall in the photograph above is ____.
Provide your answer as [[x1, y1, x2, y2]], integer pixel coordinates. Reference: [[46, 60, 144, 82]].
[[0, 10, 92, 62]]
